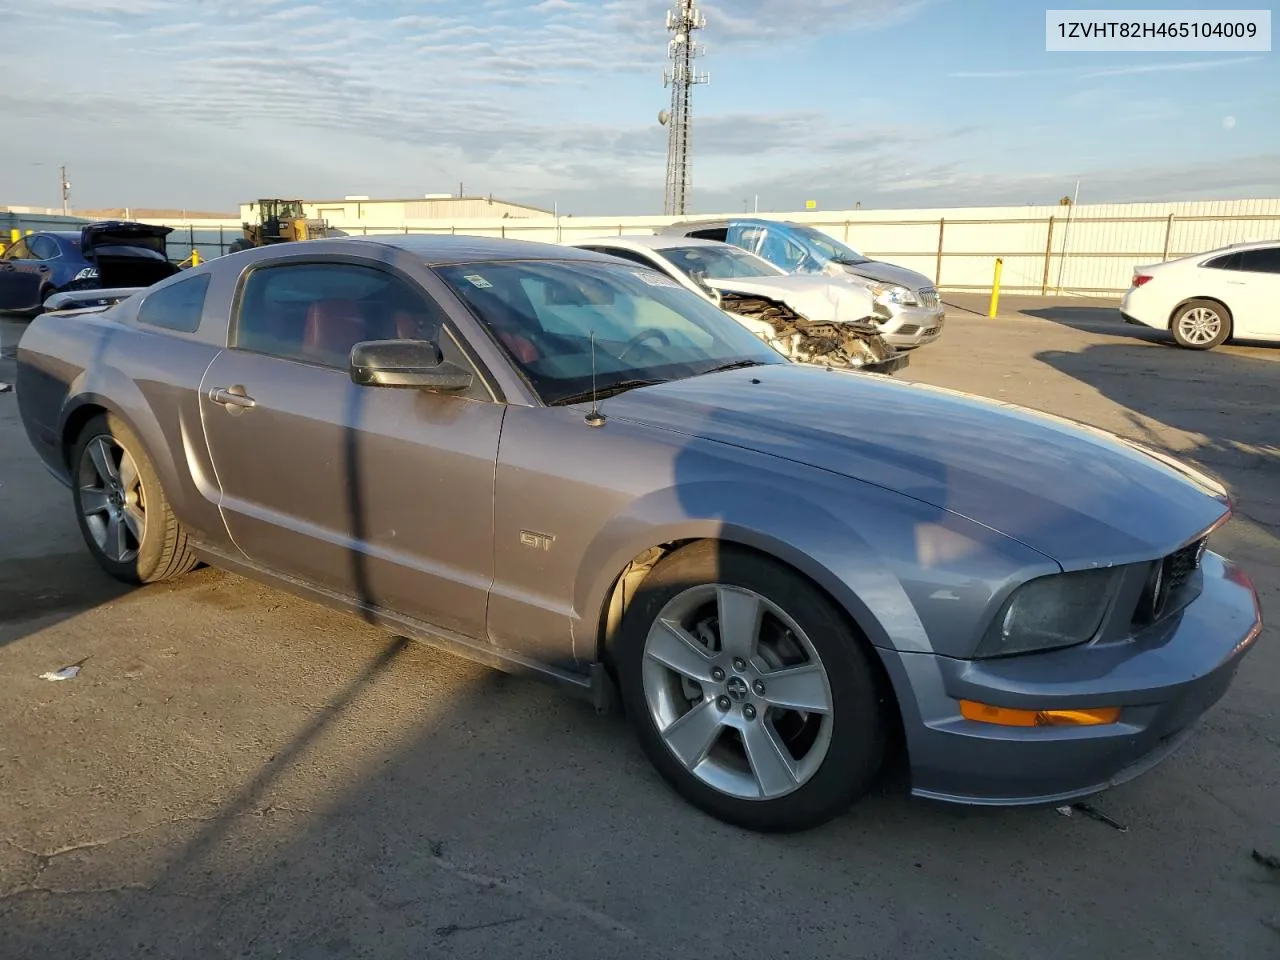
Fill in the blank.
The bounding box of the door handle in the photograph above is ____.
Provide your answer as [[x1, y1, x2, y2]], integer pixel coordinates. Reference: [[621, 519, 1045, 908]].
[[208, 385, 256, 409]]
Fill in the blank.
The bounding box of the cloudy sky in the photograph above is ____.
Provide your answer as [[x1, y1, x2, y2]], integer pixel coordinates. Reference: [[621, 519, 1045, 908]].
[[2, 0, 1276, 215]]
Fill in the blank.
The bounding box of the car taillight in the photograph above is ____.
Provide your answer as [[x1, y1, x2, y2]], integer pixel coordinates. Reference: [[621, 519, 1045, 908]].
[[1132, 274, 1153, 287]]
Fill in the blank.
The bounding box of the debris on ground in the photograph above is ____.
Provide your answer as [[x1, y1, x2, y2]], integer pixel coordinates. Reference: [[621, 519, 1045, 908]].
[[0, 382, 12, 394], [1055, 801, 1128, 832], [39, 658, 88, 682], [1253, 850, 1280, 871]]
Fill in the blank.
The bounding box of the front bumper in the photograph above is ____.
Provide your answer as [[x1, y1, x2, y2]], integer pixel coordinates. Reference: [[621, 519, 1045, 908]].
[[878, 551, 1263, 806], [864, 350, 910, 376], [878, 305, 945, 348]]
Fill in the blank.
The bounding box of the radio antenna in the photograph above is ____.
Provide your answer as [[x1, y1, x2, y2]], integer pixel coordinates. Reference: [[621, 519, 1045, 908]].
[[585, 330, 606, 427]]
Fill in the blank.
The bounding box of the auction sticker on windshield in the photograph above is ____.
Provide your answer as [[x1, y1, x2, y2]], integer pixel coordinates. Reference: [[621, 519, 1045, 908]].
[[463, 274, 493, 289], [631, 270, 681, 289]]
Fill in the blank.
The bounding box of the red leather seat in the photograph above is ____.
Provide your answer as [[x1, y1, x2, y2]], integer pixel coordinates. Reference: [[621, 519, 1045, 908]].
[[302, 299, 370, 364]]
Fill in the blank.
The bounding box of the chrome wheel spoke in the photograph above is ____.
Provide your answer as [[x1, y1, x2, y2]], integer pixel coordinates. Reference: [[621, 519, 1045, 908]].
[[105, 513, 128, 561], [122, 504, 145, 542], [742, 718, 799, 798], [89, 438, 118, 484], [79, 488, 110, 517], [760, 663, 831, 714], [661, 700, 724, 770], [647, 620, 716, 683], [118, 452, 139, 497], [716, 586, 762, 661]]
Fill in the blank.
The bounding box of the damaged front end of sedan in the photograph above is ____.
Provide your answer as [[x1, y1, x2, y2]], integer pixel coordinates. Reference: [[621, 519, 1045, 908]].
[[714, 289, 909, 374]]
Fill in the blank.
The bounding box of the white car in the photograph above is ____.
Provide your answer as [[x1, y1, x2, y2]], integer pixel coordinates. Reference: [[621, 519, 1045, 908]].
[[1121, 240, 1280, 350], [563, 235, 907, 374]]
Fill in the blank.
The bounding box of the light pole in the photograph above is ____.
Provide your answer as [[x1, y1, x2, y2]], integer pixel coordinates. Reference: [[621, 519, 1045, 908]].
[[60, 165, 70, 216]]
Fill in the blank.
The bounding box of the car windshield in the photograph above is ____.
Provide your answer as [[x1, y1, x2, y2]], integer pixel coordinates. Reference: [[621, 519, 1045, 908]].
[[435, 259, 786, 405], [660, 244, 784, 280], [789, 224, 870, 265]]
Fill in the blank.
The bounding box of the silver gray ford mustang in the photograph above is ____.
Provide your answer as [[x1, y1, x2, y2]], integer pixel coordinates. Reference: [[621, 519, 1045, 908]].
[[15, 235, 1264, 833]]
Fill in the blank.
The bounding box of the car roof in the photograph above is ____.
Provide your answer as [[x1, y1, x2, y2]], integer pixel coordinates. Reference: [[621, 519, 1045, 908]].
[[1213, 239, 1280, 253], [337, 233, 617, 266], [566, 234, 733, 252]]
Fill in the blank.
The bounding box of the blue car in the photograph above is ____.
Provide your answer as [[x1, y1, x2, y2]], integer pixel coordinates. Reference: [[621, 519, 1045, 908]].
[[0, 221, 178, 316]]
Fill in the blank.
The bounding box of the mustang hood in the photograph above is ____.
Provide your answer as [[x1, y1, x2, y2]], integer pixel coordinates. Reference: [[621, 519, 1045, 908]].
[[603, 363, 1229, 566], [704, 275, 876, 325]]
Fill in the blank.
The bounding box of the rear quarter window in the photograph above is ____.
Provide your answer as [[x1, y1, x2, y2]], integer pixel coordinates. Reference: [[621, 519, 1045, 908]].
[[137, 273, 210, 333]]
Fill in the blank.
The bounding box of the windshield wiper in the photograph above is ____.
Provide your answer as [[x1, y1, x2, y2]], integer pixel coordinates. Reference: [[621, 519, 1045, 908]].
[[699, 359, 767, 376], [550, 378, 669, 406]]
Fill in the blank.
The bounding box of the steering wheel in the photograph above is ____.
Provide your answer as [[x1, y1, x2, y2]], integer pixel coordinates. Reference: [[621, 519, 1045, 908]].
[[617, 327, 672, 361]]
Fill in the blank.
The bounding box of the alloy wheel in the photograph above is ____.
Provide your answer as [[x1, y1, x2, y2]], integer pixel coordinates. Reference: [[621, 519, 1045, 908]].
[[1177, 307, 1222, 346], [641, 583, 834, 801], [77, 435, 147, 564]]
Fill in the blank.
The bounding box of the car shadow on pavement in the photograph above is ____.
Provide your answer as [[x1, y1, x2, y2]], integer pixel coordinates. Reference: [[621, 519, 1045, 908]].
[[0, 552, 134, 650], [4, 607, 1277, 960], [1035, 342, 1280, 537]]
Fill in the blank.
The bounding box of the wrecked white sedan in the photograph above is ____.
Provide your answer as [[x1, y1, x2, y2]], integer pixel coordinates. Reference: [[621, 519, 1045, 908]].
[[564, 235, 907, 374]]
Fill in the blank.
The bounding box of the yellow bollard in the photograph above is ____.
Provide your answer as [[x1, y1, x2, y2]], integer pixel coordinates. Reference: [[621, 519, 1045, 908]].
[[191, 249, 200, 267], [9, 229, 18, 245], [988, 257, 1004, 318]]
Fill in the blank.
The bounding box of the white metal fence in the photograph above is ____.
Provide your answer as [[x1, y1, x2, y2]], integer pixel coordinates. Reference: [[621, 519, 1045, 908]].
[[34, 198, 1280, 298]]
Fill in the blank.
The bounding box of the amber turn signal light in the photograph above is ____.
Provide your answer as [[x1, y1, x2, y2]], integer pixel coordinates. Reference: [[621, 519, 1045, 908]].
[[959, 700, 1121, 728]]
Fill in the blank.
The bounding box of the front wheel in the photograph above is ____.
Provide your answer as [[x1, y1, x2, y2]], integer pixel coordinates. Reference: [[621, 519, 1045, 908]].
[[71, 413, 199, 584], [1171, 299, 1231, 350], [616, 541, 889, 833]]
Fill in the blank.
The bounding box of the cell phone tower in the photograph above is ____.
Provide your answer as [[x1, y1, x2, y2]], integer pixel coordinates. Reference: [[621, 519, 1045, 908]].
[[659, 0, 709, 216]]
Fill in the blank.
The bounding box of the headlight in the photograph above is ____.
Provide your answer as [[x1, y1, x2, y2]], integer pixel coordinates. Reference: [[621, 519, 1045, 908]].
[[974, 568, 1122, 658], [870, 282, 919, 307], [73, 267, 99, 281]]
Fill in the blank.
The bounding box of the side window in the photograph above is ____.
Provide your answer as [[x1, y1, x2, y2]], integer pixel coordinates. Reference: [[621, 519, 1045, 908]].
[[137, 274, 210, 333], [28, 236, 60, 260], [759, 229, 810, 271], [2, 239, 31, 260], [1203, 252, 1242, 271], [688, 227, 728, 242], [728, 224, 764, 255], [1238, 247, 1280, 275], [234, 262, 450, 370], [592, 246, 658, 268]]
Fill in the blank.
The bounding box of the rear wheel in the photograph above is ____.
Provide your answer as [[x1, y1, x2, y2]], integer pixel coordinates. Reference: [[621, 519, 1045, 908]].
[[616, 541, 889, 833], [71, 414, 199, 584], [1171, 299, 1231, 350], [227, 238, 254, 254]]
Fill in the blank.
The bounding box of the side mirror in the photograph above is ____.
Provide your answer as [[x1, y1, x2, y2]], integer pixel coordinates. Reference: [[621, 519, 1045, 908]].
[[349, 339, 473, 392]]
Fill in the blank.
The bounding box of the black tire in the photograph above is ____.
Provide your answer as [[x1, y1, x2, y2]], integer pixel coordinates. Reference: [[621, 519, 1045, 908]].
[[70, 413, 199, 585], [616, 541, 889, 833], [227, 238, 253, 254], [1170, 299, 1232, 350]]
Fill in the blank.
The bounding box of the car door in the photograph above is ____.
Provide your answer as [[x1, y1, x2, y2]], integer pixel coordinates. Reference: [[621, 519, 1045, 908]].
[[23, 235, 62, 309], [0, 238, 37, 311], [197, 257, 504, 640], [1230, 247, 1280, 339]]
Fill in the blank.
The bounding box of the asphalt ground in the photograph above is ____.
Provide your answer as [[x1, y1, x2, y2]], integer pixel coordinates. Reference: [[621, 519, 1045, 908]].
[[1, 298, 1278, 960]]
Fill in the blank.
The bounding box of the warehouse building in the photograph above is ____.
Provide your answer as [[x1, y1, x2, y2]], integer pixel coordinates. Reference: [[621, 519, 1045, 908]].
[[239, 194, 554, 230]]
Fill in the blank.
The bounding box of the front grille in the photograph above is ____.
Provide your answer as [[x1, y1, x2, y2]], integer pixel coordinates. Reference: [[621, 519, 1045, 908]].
[[1133, 537, 1207, 628], [897, 324, 920, 335], [1164, 537, 1205, 593], [917, 289, 941, 309]]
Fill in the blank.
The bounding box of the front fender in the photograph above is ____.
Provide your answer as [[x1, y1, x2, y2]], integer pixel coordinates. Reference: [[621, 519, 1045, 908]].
[[575, 477, 934, 659], [575, 470, 1060, 662]]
